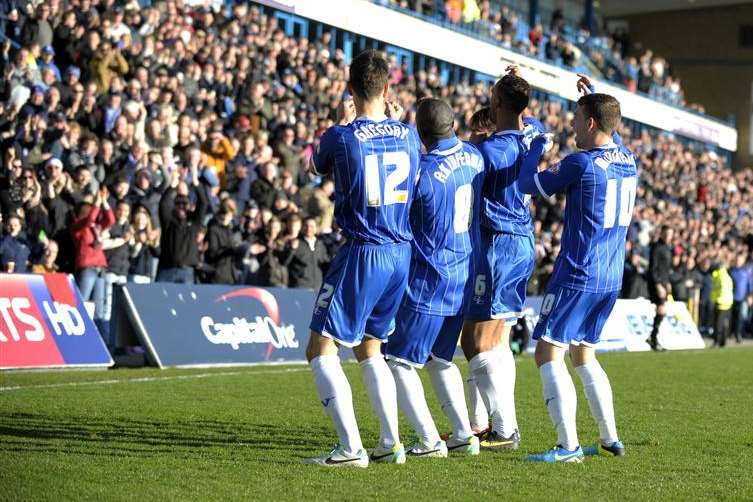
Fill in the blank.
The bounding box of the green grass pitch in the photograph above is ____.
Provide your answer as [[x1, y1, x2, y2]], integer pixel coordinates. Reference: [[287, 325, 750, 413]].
[[2, 347, 752, 501]]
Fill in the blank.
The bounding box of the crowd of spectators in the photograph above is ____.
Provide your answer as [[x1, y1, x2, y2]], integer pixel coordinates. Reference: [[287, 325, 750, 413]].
[[376, 0, 695, 110], [0, 0, 748, 344]]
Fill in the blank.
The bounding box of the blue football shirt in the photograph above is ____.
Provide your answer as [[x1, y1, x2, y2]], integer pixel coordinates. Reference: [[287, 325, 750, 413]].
[[477, 118, 546, 235], [404, 137, 485, 316], [531, 142, 638, 293], [312, 117, 422, 244]]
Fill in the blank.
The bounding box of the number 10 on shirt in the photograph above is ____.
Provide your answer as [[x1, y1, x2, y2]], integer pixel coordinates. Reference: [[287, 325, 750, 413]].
[[604, 176, 636, 229]]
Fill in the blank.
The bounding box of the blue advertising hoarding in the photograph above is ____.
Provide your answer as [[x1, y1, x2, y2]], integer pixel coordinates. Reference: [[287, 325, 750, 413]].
[[120, 283, 316, 367]]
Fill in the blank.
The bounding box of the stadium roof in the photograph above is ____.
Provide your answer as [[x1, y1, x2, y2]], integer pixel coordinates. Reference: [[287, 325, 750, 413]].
[[598, 0, 749, 17]]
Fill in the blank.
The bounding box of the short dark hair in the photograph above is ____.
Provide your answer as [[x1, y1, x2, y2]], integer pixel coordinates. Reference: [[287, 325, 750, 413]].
[[492, 74, 530, 114], [416, 98, 455, 144], [576, 93, 621, 134], [348, 49, 389, 101], [469, 107, 494, 134]]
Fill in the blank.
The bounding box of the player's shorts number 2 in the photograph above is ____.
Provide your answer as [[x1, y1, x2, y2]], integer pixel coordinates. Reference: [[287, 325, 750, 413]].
[[316, 283, 335, 309]]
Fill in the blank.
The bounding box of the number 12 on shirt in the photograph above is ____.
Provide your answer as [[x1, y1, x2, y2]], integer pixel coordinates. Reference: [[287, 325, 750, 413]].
[[603, 176, 636, 229], [364, 152, 410, 207]]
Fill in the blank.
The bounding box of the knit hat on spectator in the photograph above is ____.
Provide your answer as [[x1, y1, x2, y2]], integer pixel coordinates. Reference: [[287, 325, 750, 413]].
[[65, 66, 81, 78], [45, 158, 63, 170], [42, 46, 55, 55]]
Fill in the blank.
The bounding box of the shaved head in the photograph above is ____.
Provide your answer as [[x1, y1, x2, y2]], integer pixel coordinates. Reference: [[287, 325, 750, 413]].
[[416, 98, 454, 146]]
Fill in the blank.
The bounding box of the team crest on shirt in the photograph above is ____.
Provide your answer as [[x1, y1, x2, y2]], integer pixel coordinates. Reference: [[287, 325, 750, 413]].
[[547, 163, 561, 175]]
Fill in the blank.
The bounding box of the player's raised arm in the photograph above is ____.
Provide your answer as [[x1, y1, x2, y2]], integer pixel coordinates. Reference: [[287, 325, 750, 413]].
[[517, 133, 576, 201]]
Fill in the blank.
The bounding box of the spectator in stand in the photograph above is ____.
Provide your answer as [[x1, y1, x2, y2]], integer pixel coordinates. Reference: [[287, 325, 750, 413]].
[[251, 162, 278, 210], [157, 165, 208, 284], [0, 213, 31, 273], [20, 3, 53, 49], [306, 178, 335, 233], [205, 198, 242, 285], [669, 252, 691, 306], [31, 239, 59, 273], [256, 215, 288, 287], [101, 200, 132, 345], [202, 123, 237, 188], [274, 126, 304, 184], [128, 205, 160, 284], [711, 253, 734, 348], [282, 216, 329, 289], [71, 186, 115, 329], [729, 253, 752, 344], [90, 39, 129, 95]]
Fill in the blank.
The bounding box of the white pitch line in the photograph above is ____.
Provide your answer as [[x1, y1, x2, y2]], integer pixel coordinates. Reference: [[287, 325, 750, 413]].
[[0, 368, 308, 392]]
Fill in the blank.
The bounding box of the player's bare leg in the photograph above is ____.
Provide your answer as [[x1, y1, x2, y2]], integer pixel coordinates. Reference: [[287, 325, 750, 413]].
[[304, 332, 368, 467], [353, 338, 405, 464], [570, 344, 624, 457]]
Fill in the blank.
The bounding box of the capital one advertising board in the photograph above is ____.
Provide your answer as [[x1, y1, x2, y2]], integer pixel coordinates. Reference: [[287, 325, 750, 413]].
[[522, 296, 704, 352], [0, 274, 113, 369], [120, 284, 313, 367]]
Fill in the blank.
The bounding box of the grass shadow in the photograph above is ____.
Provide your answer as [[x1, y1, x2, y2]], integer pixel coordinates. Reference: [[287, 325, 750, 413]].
[[0, 411, 329, 460]]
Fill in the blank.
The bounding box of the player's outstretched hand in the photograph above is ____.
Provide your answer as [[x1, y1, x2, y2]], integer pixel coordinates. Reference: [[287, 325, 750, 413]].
[[532, 133, 555, 153], [385, 100, 404, 120], [337, 96, 356, 125], [576, 73, 595, 95]]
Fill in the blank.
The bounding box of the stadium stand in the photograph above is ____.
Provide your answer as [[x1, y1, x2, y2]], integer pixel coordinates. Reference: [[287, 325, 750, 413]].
[[0, 0, 749, 343], [373, 0, 693, 109]]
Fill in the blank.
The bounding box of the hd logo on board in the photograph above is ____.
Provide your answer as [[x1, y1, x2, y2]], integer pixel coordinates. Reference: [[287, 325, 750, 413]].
[[0, 274, 113, 369]]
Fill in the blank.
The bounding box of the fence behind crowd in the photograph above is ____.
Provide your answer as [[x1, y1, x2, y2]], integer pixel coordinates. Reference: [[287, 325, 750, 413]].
[[109, 283, 705, 369], [0, 273, 113, 370]]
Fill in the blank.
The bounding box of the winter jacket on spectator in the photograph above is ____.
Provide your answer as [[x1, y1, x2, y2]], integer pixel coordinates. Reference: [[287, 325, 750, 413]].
[[90, 50, 129, 94], [71, 204, 115, 271], [129, 239, 160, 277], [205, 216, 238, 284], [103, 221, 131, 276], [281, 236, 328, 289], [669, 264, 690, 302], [158, 185, 208, 270], [0, 232, 31, 273], [250, 176, 277, 210], [202, 136, 236, 188]]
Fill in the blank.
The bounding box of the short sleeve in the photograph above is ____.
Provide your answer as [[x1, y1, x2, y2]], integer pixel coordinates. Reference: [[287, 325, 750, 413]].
[[311, 126, 340, 176], [534, 152, 588, 197]]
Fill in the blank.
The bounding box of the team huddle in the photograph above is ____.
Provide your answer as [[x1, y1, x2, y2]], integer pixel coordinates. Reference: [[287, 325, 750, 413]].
[[304, 50, 636, 467]]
